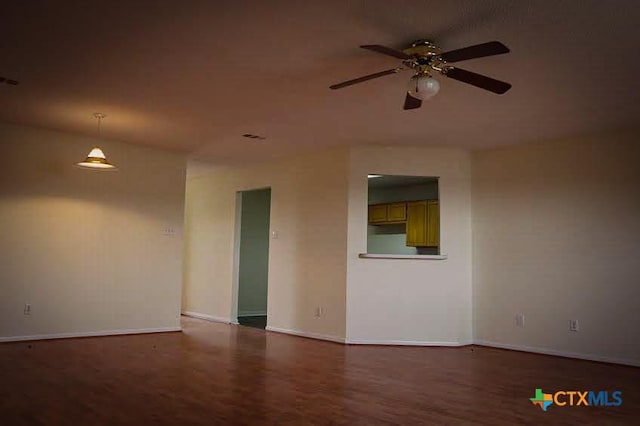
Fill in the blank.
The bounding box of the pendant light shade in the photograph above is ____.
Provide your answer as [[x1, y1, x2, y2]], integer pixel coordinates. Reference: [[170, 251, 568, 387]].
[[75, 113, 117, 170], [76, 147, 117, 170]]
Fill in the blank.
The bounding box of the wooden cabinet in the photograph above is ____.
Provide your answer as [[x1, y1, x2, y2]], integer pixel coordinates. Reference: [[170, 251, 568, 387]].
[[368, 203, 406, 224], [368, 204, 388, 223], [368, 200, 439, 247], [387, 203, 407, 222], [406, 201, 427, 246], [406, 200, 439, 247], [426, 200, 439, 247]]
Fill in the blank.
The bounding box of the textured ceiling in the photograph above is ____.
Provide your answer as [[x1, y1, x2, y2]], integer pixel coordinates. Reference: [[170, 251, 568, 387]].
[[1, 0, 639, 164]]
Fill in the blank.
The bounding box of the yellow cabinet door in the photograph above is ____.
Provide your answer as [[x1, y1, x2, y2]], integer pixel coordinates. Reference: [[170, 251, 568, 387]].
[[387, 203, 407, 222], [368, 204, 388, 223], [406, 201, 428, 247], [426, 200, 439, 247]]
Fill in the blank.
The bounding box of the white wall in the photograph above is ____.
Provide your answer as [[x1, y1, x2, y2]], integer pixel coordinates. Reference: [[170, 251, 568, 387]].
[[346, 146, 473, 345], [472, 131, 640, 365], [0, 123, 186, 340], [182, 148, 349, 340]]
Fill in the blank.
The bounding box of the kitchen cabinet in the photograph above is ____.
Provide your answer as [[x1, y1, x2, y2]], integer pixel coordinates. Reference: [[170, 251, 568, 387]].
[[387, 203, 407, 222], [368, 203, 406, 224], [406, 200, 439, 247], [368, 204, 388, 223], [368, 200, 439, 248], [426, 200, 439, 247]]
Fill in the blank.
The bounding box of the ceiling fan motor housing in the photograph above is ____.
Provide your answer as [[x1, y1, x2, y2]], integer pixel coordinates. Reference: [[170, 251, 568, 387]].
[[402, 41, 447, 75], [403, 40, 440, 58]]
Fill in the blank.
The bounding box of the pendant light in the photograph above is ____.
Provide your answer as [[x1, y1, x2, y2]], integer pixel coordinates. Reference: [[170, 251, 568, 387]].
[[76, 113, 117, 170]]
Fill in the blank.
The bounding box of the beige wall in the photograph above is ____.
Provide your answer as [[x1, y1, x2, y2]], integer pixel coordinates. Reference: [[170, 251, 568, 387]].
[[0, 123, 186, 340], [346, 146, 473, 344], [472, 131, 640, 365], [182, 148, 349, 340], [5, 118, 636, 365]]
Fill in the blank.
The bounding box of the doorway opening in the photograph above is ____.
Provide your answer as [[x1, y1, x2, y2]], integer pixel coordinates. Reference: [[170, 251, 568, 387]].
[[233, 188, 271, 329]]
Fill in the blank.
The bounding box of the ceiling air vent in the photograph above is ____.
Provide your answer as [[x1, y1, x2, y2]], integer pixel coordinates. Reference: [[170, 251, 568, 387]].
[[0, 76, 19, 85], [242, 134, 266, 140]]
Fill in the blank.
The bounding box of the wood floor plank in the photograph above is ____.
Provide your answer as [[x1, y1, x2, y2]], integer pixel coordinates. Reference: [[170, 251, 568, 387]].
[[0, 316, 638, 425]]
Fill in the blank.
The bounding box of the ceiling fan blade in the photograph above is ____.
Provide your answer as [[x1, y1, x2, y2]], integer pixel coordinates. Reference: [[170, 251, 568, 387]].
[[444, 67, 512, 94], [403, 93, 422, 110], [361, 44, 412, 60], [439, 41, 509, 63], [329, 68, 401, 90]]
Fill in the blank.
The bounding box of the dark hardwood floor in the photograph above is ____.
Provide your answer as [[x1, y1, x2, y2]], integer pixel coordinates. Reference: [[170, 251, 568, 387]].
[[1, 316, 638, 425]]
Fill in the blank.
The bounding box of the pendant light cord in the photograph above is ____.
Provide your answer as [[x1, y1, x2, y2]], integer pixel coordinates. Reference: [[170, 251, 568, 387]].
[[93, 112, 106, 138]]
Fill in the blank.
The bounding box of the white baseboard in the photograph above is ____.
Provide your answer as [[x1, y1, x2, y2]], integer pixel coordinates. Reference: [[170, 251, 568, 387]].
[[181, 311, 231, 324], [474, 340, 640, 367], [0, 326, 181, 343], [346, 338, 473, 346], [237, 311, 267, 317], [265, 326, 345, 344], [180, 314, 638, 367]]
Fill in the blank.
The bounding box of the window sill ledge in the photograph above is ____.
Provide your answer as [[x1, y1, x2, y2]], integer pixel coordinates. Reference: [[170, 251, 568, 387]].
[[358, 253, 448, 260]]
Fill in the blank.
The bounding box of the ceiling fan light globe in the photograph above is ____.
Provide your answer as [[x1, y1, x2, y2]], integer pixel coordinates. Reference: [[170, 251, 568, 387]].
[[408, 75, 440, 100]]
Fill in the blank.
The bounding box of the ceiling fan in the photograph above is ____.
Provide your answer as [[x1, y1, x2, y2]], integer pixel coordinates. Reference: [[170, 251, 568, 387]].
[[330, 40, 512, 110]]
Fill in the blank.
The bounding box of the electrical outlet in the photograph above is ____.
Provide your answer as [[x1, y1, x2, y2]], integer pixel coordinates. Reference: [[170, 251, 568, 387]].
[[516, 313, 525, 327], [24, 303, 31, 315], [315, 307, 323, 318], [162, 227, 175, 236], [271, 230, 279, 239], [569, 319, 579, 332]]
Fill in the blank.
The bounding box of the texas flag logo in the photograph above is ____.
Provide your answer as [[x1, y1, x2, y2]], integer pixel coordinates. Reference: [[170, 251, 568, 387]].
[[530, 388, 554, 411]]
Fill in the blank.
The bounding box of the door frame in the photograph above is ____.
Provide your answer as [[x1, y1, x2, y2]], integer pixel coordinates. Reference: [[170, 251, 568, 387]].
[[230, 187, 272, 325]]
